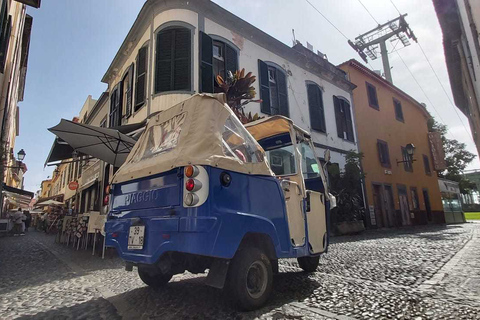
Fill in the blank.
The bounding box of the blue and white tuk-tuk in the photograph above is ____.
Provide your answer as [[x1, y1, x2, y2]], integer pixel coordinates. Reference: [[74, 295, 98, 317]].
[[105, 94, 333, 310]]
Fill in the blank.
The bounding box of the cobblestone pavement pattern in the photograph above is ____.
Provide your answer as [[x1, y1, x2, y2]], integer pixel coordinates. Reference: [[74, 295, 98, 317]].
[[0, 223, 479, 319]]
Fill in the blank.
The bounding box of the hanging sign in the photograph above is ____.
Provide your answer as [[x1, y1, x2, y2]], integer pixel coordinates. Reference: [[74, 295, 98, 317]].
[[68, 181, 79, 190]]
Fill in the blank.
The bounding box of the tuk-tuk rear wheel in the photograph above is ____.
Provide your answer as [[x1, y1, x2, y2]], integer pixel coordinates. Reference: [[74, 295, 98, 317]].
[[227, 247, 273, 311], [297, 255, 320, 272], [138, 268, 172, 288]]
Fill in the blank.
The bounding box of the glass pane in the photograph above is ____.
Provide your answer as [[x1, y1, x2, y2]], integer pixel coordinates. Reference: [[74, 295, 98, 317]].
[[300, 142, 320, 179], [266, 145, 296, 176], [222, 115, 265, 163], [131, 112, 186, 162]]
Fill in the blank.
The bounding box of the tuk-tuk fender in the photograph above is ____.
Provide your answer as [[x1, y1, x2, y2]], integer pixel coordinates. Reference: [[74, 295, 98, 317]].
[[210, 211, 285, 259]]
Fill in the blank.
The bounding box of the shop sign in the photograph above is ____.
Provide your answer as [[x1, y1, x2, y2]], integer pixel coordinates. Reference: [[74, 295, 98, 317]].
[[428, 132, 447, 171], [68, 181, 79, 190]]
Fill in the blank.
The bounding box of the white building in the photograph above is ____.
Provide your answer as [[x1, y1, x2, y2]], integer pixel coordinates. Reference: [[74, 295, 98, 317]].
[[102, 0, 359, 169]]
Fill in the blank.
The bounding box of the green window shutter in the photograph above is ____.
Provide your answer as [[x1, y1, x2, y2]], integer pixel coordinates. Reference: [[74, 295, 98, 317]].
[[258, 59, 271, 114], [225, 44, 238, 75], [333, 96, 343, 139], [135, 46, 147, 110], [156, 29, 173, 93], [199, 31, 213, 93], [173, 28, 191, 90], [277, 70, 289, 117], [308, 84, 326, 132], [125, 63, 135, 118]]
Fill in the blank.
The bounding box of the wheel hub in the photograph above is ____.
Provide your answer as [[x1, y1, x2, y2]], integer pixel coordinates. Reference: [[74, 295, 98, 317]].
[[246, 261, 268, 299]]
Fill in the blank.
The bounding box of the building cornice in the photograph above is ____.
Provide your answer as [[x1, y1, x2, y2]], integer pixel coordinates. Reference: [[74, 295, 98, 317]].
[[102, 0, 355, 92]]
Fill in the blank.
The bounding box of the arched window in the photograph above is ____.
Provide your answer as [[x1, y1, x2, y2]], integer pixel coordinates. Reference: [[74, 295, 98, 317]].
[[306, 82, 326, 132], [333, 96, 354, 142], [155, 26, 192, 93], [258, 60, 289, 116]]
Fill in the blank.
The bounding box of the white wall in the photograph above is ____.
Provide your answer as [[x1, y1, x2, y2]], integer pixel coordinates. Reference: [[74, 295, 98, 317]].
[[107, 8, 359, 168]]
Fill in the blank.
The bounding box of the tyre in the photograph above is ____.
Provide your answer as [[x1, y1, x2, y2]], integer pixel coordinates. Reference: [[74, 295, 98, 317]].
[[138, 268, 172, 288], [227, 247, 273, 311], [297, 255, 320, 272]]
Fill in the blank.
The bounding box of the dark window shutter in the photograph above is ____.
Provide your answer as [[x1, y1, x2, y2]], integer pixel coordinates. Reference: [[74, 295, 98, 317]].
[[423, 155, 431, 174], [344, 101, 354, 142], [377, 141, 383, 164], [333, 96, 343, 139], [277, 70, 289, 117], [135, 46, 147, 110], [0, 15, 11, 72], [173, 28, 191, 90], [126, 63, 134, 117], [308, 84, 326, 132], [258, 60, 271, 114], [156, 28, 191, 93], [225, 44, 238, 75], [367, 83, 378, 109], [394, 99, 404, 121], [199, 31, 213, 93], [156, 29, 173, 92]]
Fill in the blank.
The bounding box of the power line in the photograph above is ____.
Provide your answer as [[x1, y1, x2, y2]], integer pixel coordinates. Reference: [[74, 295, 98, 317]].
[[395, 50, 456, 139], [304, 0, 349, 40], [417, 42, 474, 143], [357, 0, 380, 25], [389, 0, 402, 15]]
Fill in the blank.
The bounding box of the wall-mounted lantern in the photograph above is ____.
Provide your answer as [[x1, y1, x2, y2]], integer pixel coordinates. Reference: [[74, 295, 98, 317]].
[[396, 143, 416, 165]]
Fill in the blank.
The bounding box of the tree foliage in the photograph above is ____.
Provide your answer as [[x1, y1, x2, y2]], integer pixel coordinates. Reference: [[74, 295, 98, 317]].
[[428, 118, 477, 194]]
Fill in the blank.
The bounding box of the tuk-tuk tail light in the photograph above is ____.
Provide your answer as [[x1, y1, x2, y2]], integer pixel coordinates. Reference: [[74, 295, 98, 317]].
[[183, 165, 209, 208], [185, 165, 199, 178], [184, 193, 199, 206], [185, 179, 202, 192]]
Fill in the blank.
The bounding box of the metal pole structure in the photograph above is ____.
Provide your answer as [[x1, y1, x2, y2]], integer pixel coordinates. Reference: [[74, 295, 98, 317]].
[[380, 41, 392, 83]]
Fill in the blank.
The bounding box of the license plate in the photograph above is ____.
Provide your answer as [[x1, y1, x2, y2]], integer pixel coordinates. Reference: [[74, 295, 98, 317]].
[[128, 225, 145, 250]]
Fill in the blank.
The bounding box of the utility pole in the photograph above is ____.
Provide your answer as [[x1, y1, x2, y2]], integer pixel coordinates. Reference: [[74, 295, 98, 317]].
[[348, 14, 417, 83]]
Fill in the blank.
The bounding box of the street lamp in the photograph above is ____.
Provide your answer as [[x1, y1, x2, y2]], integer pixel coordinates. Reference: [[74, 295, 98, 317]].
[[397, 143, 416, 165], [17, 149, 26, 161]]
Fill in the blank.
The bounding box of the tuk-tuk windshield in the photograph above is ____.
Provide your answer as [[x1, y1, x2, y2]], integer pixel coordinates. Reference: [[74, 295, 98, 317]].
[[299, 141, 321, 180], [222, 115, 265, 164]]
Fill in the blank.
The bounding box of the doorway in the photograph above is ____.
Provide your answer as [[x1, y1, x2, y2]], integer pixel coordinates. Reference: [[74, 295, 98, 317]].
[[372, 184, 387, 228], [383, 185, 396, 227], [423, 189, 432, 222], [397, 186, 411, 226]]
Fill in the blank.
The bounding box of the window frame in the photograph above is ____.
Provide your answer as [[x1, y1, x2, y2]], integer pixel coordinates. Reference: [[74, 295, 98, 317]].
[[401, 146, 414, 172], [306, 82, 326, 133], [154, 22, 195, 95], [210, 36, 239, 92], [333, 95, 355, 142], [377, 139, 391, 168], [423, 154, 432, 175], [366, 81, 379, 110], [134, 44, 148, 112], [258, 60, 289, 117], [393, 98, 404, 122]]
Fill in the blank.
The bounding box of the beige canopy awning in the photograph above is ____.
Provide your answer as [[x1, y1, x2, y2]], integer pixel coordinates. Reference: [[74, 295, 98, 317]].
[[112, 94, 273, 184], [245, 116, 310, 141]]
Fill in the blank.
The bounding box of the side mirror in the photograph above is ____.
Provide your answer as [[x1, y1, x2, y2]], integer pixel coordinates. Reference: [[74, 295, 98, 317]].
[[324, 149, 331, 164]]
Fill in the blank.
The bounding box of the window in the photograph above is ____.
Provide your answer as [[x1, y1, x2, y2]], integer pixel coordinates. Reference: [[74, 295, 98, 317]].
[[109, 83, 122, 128], [99, 116, 107, 128], [155, 27, 191, 93], [393, 98, 404, 122], [130, 112, 186, 163], [401, 146, 413, 172], [411, 187, 420, 210], [222, 115, 264, 163], [213, 40, 238, 92], [307, 83, 326, 133], [377, 140, 390, 167], [135, 46, 148, 111], [333, 96, 354, 142], [265, 145, 296, 176], [300, 141, 320, 179], [122, 64, 134, 120], [258, 60, 289, 116], [423, 154, 431, 175], [0, 0, 11, 73], [366, 82, 379, 110]]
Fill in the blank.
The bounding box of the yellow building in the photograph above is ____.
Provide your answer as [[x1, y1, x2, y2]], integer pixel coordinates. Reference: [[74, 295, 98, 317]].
[[339, 60, 445, 227], [40, 179, 52, 198]]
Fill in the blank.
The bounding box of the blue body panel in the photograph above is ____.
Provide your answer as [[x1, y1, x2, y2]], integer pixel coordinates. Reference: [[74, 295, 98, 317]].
[[105, 166, 325, 265]]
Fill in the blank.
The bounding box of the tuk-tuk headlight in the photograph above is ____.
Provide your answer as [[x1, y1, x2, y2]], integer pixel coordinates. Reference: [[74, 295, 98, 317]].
[[184, 193, 199, 206]]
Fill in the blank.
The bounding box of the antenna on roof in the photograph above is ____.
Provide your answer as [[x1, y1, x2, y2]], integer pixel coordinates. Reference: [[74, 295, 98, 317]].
[[292, 29, 296, 47]]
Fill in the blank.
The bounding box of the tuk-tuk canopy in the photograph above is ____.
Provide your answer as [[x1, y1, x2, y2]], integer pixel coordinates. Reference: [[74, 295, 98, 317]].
[[112, 94, 273, 184], [245, 116, 310, 142]]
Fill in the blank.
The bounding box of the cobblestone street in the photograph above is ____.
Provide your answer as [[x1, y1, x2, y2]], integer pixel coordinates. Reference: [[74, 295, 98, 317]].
[[1, 223, 479, 319]]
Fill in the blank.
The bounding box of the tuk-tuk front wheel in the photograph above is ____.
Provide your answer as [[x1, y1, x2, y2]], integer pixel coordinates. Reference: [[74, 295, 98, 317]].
[[138, 268, 172, 288], [297, 255, 320, 272], [228, 247, 273, 311]]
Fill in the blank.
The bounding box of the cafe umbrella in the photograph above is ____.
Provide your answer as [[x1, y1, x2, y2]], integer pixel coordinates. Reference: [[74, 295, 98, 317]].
[[48, 119, 138, 167]]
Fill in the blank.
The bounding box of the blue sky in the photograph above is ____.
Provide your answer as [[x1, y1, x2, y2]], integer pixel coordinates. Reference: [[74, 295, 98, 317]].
[[18, 0, 479, 193]]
